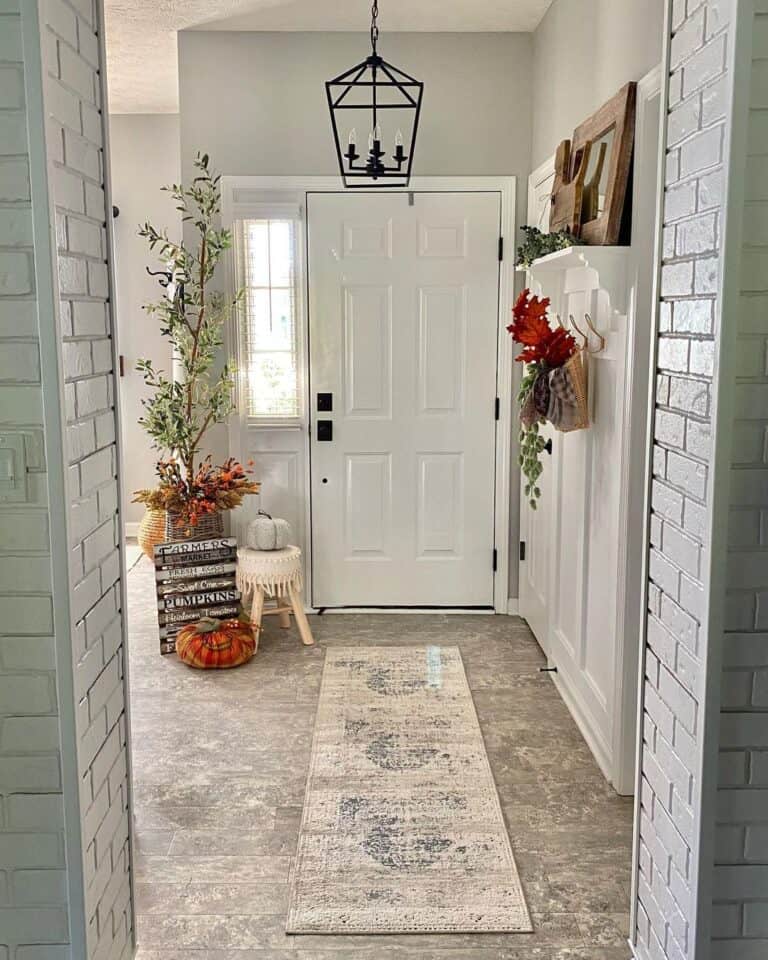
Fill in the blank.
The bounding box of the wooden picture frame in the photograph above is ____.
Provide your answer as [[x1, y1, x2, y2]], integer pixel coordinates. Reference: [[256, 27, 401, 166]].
[[570, 81, 637, 245]]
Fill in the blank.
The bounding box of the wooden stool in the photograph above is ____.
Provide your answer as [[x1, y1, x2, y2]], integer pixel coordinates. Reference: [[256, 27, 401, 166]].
[[236, 545, 314, 648]]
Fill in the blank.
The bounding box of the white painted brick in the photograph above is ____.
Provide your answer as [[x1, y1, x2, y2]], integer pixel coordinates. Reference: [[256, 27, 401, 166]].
[[57, 254, 87, 295], [673, 298, 713, 333], [667, 450, 708, 499], [58, 43, 94, 102], [661, 262, 695, 298], [659, 662, 698, 735], [668, 375, 710, 416], [671, 7, 706, 69], [683, 34, 727, 98], [680, 124, 723, 177], [63, 129, 99, 181], [686, 418, 711, 459], [656, 410, 687, 449], [67, 216, 102, 259], [87, 260, 108, 298], [695, 254, 720, 293], [653, 480, 685, 523], [669, 96, 703, 149], [83, 518, 115, 572], [650, 547, 681, 598], [658, 337, 690, 372], [75, 376, 108, 419]]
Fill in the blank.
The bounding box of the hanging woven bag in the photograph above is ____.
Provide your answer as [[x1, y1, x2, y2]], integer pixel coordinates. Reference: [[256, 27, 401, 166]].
[[547, 349, 590, 432]]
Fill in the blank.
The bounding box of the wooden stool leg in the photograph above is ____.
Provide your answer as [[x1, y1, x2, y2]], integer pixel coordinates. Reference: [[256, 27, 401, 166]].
[[277, 594, 291, 629], [250, 585, 265, 640], [288, 584, 314, 646]]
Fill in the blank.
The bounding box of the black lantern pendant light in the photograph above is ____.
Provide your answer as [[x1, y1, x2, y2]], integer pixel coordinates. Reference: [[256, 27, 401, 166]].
[[326, 1, 424, 188]]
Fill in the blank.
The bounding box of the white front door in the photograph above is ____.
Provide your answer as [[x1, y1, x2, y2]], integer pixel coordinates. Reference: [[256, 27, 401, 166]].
[[307, 191, 501, 607]]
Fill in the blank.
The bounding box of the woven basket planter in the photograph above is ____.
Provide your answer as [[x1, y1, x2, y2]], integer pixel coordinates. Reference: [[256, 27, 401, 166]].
[[137, 508, 167, 559], [164, 510, 224, 543]]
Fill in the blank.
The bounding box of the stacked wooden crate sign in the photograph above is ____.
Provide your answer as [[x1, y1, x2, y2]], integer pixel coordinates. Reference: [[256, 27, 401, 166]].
[[154, 538, 239, 655]]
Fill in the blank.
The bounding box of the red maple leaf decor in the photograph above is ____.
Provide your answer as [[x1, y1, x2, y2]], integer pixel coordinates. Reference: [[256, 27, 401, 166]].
[[507, 289, 577, 367]]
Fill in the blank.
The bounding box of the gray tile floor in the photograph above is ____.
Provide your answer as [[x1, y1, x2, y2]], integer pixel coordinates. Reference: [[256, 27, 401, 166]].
[[127, 555, 633, 959]]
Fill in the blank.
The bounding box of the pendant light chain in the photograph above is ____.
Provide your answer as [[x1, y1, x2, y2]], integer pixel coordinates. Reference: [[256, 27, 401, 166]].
[[370, 0, 379, 54]]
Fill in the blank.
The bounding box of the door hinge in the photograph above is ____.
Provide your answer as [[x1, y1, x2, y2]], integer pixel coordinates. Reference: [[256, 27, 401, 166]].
[[498, 236, 504, 261], [494, 396, 500, 420], [492, 548, 498, 572], [519, 540, 526, 561]]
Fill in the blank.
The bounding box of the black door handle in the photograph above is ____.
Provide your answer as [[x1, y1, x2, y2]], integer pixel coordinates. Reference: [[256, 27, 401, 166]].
[[544, 438, 553, 455]]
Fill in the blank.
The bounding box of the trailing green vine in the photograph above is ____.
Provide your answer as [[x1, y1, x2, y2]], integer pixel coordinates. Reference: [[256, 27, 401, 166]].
[[518, 365, 547, 510]]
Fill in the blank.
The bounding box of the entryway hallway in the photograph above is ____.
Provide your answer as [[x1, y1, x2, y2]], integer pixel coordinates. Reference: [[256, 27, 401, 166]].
[[126, 557, 632, 959]]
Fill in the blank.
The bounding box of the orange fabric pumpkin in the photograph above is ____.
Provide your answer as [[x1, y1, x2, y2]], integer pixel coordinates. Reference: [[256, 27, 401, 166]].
[[175, 617, 256, 669]]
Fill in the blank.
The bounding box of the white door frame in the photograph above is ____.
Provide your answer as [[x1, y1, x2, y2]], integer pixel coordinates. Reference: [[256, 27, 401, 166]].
[[222, 175, 516, 613]]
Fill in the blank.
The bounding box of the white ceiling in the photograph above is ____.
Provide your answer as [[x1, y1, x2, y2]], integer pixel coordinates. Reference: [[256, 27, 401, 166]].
[[104, 0, 554, 114]]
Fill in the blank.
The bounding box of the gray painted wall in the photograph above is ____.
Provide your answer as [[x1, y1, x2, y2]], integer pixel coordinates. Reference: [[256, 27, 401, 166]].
[[531, 0, 665, 167], [177, 31, 533, 188], [110, 114, 180, 526]]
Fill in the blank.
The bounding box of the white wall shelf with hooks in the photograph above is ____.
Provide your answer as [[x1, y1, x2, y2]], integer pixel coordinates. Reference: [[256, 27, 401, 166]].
[[517, 245, 630, 318]]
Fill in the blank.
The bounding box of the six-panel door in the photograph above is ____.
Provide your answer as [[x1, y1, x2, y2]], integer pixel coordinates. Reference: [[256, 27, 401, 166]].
[[307, 192, 500, 607]]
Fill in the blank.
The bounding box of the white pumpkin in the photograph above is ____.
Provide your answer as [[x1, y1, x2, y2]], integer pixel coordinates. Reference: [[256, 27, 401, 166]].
[[246, 512, 292, 551]]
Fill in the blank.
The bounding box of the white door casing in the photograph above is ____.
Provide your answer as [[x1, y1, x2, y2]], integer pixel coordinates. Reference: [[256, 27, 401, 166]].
[[308, 191, 501, 607], [518, 156, 557, 653]]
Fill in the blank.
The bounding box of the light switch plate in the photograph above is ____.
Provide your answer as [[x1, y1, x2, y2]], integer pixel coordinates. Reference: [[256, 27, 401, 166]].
[[0, 433, 28, 503]]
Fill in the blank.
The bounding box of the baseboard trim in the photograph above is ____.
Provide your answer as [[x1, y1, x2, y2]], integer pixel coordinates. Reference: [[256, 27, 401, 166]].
[[506, 599, 519, 616], [125, 521, 139, 539]]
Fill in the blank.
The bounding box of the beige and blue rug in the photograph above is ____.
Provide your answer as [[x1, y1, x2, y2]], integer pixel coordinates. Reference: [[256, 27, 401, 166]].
[[286, 645, 532, 934]]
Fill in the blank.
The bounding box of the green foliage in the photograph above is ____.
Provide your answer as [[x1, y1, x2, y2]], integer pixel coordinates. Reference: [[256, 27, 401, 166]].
[[137, 153, 241, 482], [517, 364, 547, 510], [515, 224, 576, 269]]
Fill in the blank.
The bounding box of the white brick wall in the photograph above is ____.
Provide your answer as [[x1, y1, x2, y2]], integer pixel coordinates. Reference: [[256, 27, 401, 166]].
[[635, 2, 732, 958], [40, 1, 133, 957], [711, 2, 768, 954], [0, 2, 70, 955]]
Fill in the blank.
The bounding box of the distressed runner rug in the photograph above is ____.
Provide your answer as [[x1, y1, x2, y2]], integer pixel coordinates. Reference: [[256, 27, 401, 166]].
[[286, 645, 532, 934]]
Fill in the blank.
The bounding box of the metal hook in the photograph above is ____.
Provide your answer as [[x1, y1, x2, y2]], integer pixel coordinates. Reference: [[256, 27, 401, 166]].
[[568, 314, 588, 349], [556, 313, 567, 330], [583, 313, 606, 353]]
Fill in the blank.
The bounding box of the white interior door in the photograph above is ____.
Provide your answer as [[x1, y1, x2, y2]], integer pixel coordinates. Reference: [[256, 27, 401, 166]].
[[307, 191, 500, 607]]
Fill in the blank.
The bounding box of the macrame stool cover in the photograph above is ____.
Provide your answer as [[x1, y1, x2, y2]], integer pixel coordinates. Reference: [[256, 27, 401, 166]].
[[236, 545, 303, 598], [236, 545, 315, 648]]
